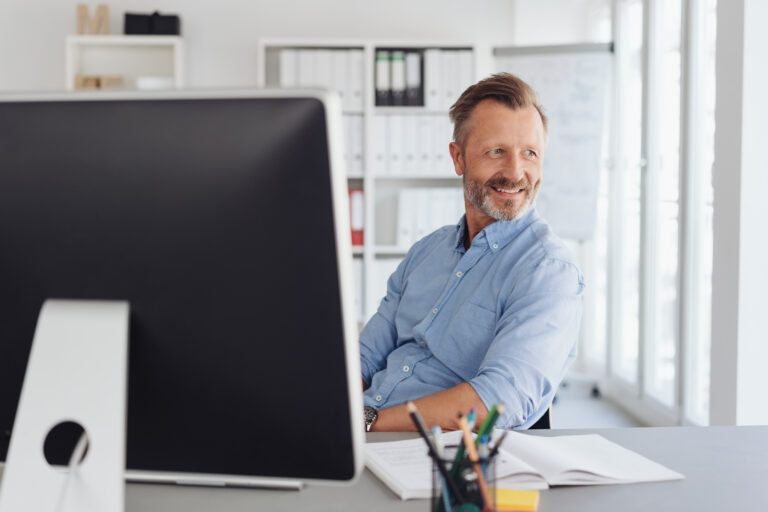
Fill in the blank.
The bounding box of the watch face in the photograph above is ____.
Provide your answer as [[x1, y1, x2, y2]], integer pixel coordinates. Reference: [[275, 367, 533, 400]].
[[364, 406, 377, 430]]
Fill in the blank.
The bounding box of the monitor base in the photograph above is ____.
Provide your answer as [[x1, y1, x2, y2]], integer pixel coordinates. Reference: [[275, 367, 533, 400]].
[[0, 300, 129, 512]]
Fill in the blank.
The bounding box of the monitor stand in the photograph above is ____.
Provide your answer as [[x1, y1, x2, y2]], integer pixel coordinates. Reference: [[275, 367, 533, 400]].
[[0, 300, 129, 512]]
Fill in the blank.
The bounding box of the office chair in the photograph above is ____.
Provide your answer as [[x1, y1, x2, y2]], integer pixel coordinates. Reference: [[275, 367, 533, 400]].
[[528, 406, 552, 430]]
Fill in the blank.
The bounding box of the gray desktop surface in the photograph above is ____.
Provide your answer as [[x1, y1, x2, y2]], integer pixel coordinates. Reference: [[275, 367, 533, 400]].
[[2, 426, 766, 511]]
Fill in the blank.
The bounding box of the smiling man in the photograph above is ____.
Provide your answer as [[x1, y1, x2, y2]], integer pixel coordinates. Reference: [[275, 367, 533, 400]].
[[360, 73, 584, 432]]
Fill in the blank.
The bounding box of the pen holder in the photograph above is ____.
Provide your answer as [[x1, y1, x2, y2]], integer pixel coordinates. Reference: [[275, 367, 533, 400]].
[[431, 451, 497, 512]]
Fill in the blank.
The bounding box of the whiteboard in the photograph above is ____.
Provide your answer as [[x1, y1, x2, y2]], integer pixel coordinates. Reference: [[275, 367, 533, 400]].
[[495, 44, 612, 240]]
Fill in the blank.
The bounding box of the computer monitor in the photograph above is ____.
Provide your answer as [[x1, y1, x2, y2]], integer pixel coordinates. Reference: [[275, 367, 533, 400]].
[[0, 90, 363, 485]]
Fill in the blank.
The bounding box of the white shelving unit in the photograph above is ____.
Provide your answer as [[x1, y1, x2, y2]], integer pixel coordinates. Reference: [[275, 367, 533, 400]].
[[65, 35, 185, 91], [258, 38, 475, 323]]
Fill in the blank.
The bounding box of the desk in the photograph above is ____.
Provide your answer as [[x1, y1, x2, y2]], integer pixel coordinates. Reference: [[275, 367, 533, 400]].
[[2, 426, 767, 511]]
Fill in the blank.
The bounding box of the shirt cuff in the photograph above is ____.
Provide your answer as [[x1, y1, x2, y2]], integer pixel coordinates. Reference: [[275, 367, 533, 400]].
[[469, 373, 531, 429]]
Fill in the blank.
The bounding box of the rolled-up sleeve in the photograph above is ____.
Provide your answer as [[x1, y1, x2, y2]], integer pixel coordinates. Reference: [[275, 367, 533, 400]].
[[468, 257, 584, 428]]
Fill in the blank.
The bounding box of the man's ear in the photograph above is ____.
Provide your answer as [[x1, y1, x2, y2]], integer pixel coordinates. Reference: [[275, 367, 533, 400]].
[[449, 141, 464, 176]]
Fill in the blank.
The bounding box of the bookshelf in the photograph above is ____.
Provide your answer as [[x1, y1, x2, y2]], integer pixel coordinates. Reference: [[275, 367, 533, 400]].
[[65, 35, 185, 91], [258, 38, 476, 324]]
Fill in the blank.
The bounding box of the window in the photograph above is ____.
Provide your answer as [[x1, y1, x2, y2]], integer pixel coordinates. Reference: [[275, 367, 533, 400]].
[[589, 0, 717, 425]]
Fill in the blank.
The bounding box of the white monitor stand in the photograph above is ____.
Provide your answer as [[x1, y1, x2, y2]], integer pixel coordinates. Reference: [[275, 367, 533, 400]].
[[0, 300, 129, 512]]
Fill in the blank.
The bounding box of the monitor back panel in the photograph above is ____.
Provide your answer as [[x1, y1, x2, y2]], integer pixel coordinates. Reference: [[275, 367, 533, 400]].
[[0, 96, 355, 480]]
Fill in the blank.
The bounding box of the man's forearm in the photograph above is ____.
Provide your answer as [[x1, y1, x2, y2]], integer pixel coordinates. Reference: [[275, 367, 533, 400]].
[[370, 382, 488, 432]]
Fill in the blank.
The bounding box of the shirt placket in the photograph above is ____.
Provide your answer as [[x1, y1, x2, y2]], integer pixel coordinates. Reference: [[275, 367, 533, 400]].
[[421, 238, 488, 331]]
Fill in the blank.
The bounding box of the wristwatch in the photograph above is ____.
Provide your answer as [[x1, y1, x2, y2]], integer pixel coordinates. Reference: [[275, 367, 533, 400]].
[[364, 406, 378, 432]]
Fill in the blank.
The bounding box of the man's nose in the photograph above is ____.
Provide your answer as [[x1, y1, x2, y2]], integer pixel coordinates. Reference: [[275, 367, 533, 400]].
[[504, 153, 526, 183]]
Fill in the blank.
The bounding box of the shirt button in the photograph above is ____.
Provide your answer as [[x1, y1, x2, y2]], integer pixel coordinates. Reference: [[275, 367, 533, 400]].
[[402, 365, 410, 372], [493, 243, 499, 249], [432, 308, 438, 314], [456, 271, 463, 278], [375, 395, 382, 402]]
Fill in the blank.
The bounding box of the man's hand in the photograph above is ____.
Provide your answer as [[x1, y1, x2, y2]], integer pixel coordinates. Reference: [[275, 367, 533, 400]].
[[370, 382, 488, 432]]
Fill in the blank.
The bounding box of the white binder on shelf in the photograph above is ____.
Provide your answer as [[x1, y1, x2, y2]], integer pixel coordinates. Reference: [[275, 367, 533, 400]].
[[402, 117, 418, 175], [279, 49, 298, 87], [332, 50, 348, 109], [387, 115, 404, 175], [440, 50, 458, 111], [348, 50, 364, 111], [423, 48, 441, 111], [397, 188, 416, 249], [298, 49, 316, 87], [416, 116, 434, 174], [350, 115, 364, 175], [432, 115, 452, 176], [371, 115, 388, 175], [343, 116, 354, 176], [458, 50, 474, 93], [353, 258, 364, 323], [315, 50, 333, 90], [413, 189, 430, 242]]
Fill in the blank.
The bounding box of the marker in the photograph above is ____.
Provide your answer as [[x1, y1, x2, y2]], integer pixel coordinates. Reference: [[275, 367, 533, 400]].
[[406, 402, 465, 503]]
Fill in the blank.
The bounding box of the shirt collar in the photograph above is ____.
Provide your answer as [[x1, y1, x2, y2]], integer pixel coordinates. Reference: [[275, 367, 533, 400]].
[[454, 207, 540, 254]]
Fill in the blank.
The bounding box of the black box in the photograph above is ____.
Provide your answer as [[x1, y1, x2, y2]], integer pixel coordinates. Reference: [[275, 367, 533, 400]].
[[124, 12, 181, 35]]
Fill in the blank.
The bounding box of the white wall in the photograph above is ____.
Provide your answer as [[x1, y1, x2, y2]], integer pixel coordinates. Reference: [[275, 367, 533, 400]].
[[0, 0, 523, 92], [709, 0, 768, 425], [512, 0, 611, 45]]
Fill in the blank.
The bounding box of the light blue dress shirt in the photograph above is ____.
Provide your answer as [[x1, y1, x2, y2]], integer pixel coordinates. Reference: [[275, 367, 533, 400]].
[[359, 208, 584, 429]]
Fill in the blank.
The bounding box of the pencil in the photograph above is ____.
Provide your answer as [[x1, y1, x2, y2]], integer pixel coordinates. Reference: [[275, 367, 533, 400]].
[[475, 403, 505, 446], [432, 426, 453, 512], [459, 414, 492, 512], [406, 402, 465, 503]]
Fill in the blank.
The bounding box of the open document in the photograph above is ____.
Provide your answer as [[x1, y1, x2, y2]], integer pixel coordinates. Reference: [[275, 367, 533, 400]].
[[364, 431, 684, 500]]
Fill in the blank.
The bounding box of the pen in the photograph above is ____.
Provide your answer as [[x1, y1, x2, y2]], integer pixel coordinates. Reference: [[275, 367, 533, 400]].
[[459, 414, 492, 512], [432, 426, 452, 512], [406, 402, 465, 503], [478, 434, 490, 480]]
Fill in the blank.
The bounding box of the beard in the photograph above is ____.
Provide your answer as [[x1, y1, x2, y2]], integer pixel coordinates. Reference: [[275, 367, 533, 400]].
[[463, 172, 540, 222]]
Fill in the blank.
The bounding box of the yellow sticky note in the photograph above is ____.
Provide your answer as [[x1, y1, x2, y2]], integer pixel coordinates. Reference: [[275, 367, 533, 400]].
[[495, 489, 540, 511]]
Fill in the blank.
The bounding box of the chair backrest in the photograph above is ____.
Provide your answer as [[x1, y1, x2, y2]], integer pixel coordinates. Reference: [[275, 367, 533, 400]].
[[528, 406, 551, 430]]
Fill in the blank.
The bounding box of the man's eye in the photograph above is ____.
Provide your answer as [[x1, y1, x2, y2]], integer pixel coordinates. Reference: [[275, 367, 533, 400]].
[[525, 149, 538, 158], [490, 148, 503, 155]]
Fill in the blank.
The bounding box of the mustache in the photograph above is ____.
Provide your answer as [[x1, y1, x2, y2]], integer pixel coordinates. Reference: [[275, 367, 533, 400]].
[[485, 176, 531, 191]]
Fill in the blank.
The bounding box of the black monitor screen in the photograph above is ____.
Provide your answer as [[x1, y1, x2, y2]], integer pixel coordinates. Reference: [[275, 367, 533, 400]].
[[0, 94, 358, 481]]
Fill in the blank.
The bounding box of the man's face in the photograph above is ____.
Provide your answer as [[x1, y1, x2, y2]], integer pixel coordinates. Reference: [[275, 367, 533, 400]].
[[450, 100, 546, 224]]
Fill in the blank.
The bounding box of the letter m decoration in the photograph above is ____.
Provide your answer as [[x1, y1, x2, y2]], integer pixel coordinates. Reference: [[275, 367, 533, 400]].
[[77, 4, 109, 35]]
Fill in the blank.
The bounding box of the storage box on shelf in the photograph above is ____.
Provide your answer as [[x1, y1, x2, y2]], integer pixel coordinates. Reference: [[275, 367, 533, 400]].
[[258, 38, 475, 323], [65, 35, 184, 91]]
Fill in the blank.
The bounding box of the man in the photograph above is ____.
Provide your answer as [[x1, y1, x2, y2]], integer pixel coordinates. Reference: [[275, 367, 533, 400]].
[[360, 73, 584, 431]]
